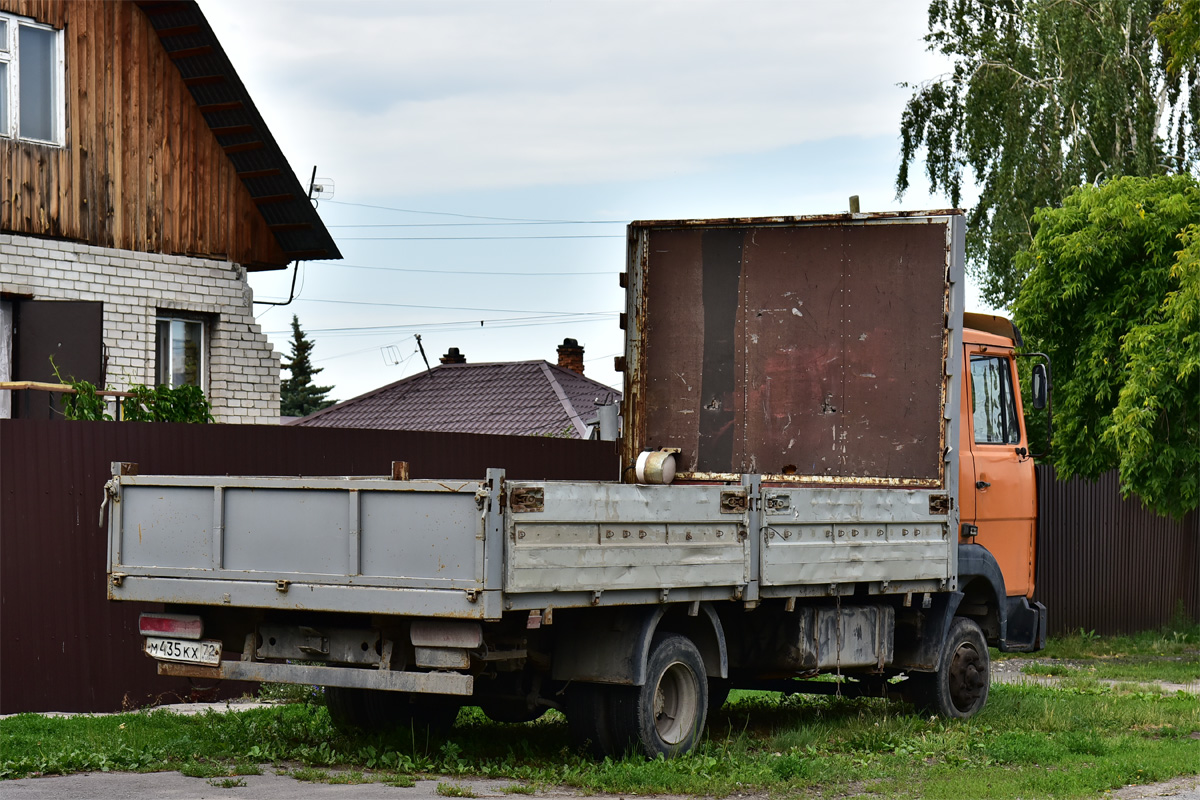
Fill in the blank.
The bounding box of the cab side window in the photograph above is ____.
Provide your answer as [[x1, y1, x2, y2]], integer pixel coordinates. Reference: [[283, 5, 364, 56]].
[[970, 355, 1020, 445]]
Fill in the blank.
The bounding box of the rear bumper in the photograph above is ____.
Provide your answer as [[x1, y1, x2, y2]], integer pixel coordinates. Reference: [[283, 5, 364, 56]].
[[157, 660, 474, 696]]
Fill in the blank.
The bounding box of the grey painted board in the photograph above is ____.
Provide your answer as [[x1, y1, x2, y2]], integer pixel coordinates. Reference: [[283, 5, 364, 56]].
[[359, 491, 481, 582], [223, 488, 350, 574], [759, 487, 952, 587], [506, 481, 748, 593], [761, 488, 947, 524], [510, 481, 731, 522], [119, 486, 214, 569], [112, 576, 491, 619]]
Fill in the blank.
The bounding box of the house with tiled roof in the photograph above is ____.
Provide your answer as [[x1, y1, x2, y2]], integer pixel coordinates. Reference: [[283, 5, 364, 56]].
[[291, 339, 620, 440]]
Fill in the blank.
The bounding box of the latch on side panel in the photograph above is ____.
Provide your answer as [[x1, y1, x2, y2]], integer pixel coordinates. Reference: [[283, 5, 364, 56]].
[[510, 487, 544, 513], [720, 491, 747, 514], [765, 494, 791, 512]]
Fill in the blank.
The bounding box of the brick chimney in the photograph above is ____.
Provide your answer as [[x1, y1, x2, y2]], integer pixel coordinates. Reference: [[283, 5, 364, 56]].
[[557, 338, 584, 374], [439, 347, 467, 364]]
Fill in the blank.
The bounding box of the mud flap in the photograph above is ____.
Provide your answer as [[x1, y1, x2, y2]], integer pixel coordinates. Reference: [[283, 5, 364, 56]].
[[1001, 597, 1046, 652]]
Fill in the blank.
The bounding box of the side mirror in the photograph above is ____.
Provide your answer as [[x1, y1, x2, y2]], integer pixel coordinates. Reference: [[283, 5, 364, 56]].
[[1031, 364, 1048, 410]]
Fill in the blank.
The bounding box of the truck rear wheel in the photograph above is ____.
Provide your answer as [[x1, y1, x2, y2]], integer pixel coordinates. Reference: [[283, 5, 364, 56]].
[[609, 633, 709, 758], [325, 687, 460, 734], [906, 616, 990, 719]]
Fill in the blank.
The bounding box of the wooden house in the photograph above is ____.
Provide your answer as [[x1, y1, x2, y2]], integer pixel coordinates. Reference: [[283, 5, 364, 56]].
[[0, 0, 340, 422]]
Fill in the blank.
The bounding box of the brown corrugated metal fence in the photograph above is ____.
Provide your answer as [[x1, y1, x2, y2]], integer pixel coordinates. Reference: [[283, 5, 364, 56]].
[[1033, 464, 1200, 636], [0, 419, 617, 714], [3, 421, 1197, 712]]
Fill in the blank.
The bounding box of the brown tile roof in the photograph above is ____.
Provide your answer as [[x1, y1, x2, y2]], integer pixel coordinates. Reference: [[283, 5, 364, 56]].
[[291, 360, 620, 438]]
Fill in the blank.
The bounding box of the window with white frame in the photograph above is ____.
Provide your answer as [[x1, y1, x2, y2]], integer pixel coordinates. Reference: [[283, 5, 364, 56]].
[[0, 11, 65, 145], [156, 315, 206, 389]]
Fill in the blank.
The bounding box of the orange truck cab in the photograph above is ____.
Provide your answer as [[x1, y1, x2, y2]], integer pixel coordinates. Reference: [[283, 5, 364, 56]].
[[956, 312, 1048, 652]]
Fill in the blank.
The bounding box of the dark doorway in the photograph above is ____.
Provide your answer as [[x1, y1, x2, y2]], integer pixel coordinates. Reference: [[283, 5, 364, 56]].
[[13, 300, 104, 419]]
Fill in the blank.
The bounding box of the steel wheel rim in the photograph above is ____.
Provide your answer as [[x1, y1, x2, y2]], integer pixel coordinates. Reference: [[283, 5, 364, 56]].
[[653, 660, 699, 744], [947, 641, 986, 713]]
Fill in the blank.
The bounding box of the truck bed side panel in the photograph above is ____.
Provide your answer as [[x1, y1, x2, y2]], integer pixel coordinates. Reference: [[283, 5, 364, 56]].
[[114, 477, 485, 590], [759, 487, 950, 588], [506, 482, 747, 593]]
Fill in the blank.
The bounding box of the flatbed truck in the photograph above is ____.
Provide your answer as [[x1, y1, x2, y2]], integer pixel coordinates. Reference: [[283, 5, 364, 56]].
[[106, 210, 1047, 757]]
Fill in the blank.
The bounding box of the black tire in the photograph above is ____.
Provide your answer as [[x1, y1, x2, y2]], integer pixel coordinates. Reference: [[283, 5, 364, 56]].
[[608, 633, 709, 759], [566, 682, 618, 758], [905, 616, 990, 719], [326, 687, 460, 734]]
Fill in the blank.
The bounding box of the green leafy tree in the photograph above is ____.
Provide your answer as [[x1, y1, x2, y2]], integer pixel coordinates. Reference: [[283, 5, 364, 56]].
[[1012, 174, 1199, 518], [280, 315, 336, 417], [897, 0, 1199, 307]]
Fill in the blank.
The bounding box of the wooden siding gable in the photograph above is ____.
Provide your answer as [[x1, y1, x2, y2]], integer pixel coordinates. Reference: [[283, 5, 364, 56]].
[[0, 0, 340, 270]]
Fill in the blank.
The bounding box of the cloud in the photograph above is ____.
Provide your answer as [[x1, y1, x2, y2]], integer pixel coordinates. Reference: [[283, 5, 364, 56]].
[[202, 0, 947, 196]]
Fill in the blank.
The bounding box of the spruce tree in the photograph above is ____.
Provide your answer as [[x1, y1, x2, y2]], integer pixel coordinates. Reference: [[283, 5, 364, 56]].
[[280, 315, 336, 417]]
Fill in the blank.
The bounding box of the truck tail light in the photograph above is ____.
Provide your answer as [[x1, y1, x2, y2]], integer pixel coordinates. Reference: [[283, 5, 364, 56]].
[[139, 612, 203, 640]]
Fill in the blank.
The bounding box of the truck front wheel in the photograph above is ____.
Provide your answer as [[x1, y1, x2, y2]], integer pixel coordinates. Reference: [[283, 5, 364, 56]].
[[906, 616, 990, 719], [609, 633, 709, 758]]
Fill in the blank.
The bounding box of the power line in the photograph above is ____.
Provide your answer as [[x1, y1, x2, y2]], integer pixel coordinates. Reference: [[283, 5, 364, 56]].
[[335, 234, 623, 241], [322, 199, 624, 225], [257, 297, 618, 315], [264, 314, 618, 337], [326, 262, 615, 277], [327, 221, 624, 228]]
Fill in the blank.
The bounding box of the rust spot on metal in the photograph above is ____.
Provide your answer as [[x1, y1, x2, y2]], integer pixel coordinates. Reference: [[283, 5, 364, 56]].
[[391, 461, 410, 481], [685, 471, 942, 488], [159, 662, 221, 679]]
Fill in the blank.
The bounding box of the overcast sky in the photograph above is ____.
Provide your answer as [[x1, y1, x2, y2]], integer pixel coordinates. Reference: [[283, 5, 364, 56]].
[[202, 0, 987, 404]]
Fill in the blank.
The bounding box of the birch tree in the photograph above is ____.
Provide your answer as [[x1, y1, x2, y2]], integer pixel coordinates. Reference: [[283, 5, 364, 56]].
[[897, 0, 1199, 307]]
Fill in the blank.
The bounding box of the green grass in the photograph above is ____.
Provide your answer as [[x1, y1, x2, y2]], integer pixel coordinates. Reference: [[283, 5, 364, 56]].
[[1021, 657, 1199, 685], [998, 619, 1200, 687], [1022, 662, 1076, 677], [207, 776, 247, 788], [437, 781, 478, 797], [2, 682, 1196, 798], [1027, 620, 1200, 661], [500, 782, 536, 794]]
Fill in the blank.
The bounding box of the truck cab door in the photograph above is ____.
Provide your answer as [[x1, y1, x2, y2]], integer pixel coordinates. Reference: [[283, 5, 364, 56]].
[[961, 346, 1037, 598]]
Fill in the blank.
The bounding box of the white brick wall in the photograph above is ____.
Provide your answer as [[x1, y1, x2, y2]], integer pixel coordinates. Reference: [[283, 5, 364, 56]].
[[0, 234, 280, 424]]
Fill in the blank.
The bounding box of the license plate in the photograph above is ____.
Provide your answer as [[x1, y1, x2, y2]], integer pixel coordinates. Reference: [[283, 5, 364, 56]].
[[144, 636, 222, 666]]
